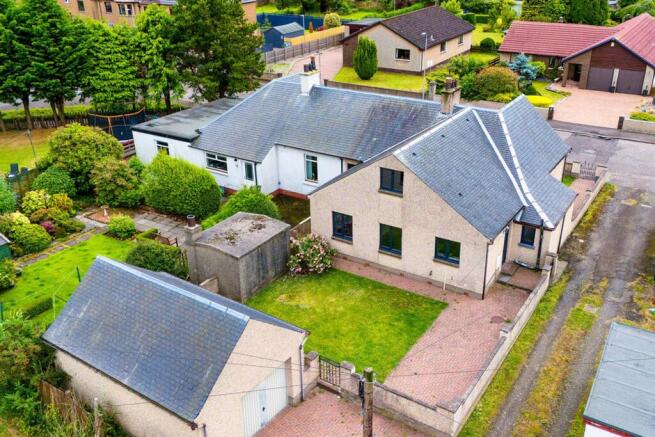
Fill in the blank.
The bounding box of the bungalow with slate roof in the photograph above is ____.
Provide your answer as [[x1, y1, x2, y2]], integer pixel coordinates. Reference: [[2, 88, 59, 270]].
[[309, 96, 577, 298], [341, 6, 474, 73], [499, 13, 655, 94], [43, 257, 308, 437]]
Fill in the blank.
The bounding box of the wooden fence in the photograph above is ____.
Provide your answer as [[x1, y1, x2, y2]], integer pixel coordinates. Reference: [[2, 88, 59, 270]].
[[39, 380, 92, 430], [261, 32, 344, 64], [285, 26, 346, 46], [1, 115, 90, 131]]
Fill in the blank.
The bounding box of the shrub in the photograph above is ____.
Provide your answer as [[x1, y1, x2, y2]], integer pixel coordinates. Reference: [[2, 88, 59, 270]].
[[490, 92, 518, 103], [530, 61, 546, 77], [448, 55, 487, 77], [524, 84, 539, 95], [324, 12, 341, 28], [142, 154, 221, 219], [11, 224, 51, 255], [125, 240, 188, 278], [442, 0, 462, 15], [0, 212, 30, 236], [202, 186, 281, 229], [287, 233, 336, 275], [476, 66, 519, 99], [46, 123, 123, 192], [476, 13, 489, 23], [0, 180, 16, 214], [30, 167, 76, 197], [630, 111, 655, 122], [461, 72, 481, 100], [107, 215, 136, 239], [50, 194, 74, 216], [353, 36, 378, 80], [90, 158, 142, 208], [480, 37, 496, 51], [508, 54, 538, 90], [462, 12, 477, 24], [21, 190, 51, 216], [127, 156, 145, 177], [0, 259, 17, 290], [22, 298, 53, 319], [526, 95, 553, 107]]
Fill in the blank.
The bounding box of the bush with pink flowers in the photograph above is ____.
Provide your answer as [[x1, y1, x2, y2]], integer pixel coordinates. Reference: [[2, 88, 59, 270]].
[[287, 233, 336, 275]]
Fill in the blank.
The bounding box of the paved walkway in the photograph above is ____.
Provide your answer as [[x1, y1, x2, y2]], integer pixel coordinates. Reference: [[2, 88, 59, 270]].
[[133, 211, 188, 246], [259, 389, 426, 437], [289, 46, 343, 81], [551, 83, 646, 128], [335, 258, 528, 409]]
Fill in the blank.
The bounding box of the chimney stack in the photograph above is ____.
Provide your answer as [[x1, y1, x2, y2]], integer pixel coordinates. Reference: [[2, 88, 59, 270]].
[[428, 81, 437, 101], [300, 62, 321, 96], [440, 77, 461, 115]]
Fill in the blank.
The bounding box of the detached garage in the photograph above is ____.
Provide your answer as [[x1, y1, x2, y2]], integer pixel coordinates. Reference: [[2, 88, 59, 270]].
[[43, 257, 307, 437]]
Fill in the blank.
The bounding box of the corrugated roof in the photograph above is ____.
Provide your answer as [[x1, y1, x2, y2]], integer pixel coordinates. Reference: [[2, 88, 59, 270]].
[[273, 22, 304, 35], [195, 75, 446, 162], [43, 257, 303, 423], [583, 322, 655, 436]]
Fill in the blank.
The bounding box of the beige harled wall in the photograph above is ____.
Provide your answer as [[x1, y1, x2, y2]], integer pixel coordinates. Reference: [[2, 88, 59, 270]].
[[310, 154, 497, 297], [57, 319, 305, 437], [353, 25, 472, 73]]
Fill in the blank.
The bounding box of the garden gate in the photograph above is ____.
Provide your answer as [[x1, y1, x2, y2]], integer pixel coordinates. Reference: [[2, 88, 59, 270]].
[[318, 356, 340, 387]]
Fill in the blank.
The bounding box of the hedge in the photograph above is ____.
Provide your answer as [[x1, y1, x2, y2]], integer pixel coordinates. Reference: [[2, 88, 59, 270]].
[[202, 186, 281, 229], [630, 111, 655, 122], [475, 14, 489, 23], [125, 239, 188, 279], [23, 298, 53, 319], [0, 105, 91, 122]]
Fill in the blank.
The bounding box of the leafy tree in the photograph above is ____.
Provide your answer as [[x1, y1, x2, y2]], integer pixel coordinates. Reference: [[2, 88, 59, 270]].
[[488, 0, 517, 30], [353, 36, 378, 80], [520, 0, 567, 22], [570, 0, 608, 24], [448, 55, 487, 77], [135, 5, 182, 112], [0, 315, 48, 387], [81, 21, 139, 113], [141, 154, 221, 219], [46, 124, 123, 192], [175, 0, 264, 99], [442, 0, 463, 15], [475, 66, 519, 99], [461, 0, 491, 13], [90, 158, 142, 207], [509, 53, 538, 90], [202, 186, 280, 229], [0, 179, 16, 214]]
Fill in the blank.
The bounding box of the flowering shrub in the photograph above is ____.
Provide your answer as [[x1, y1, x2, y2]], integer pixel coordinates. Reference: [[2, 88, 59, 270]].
[[287, 233, 336, 275], [21, 190, 51, 216]]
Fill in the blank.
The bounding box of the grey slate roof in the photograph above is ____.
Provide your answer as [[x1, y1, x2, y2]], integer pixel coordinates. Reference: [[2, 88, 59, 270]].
[[195, 75, 446, 163], [583, 322, 655, 436], [42, 257, 303, 423], [272, 22, 304, 35], [132, 98, 243, 142]]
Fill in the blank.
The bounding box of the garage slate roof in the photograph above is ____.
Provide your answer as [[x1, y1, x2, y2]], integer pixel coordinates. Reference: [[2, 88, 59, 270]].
[[342, 6, 474, 49], [502, 13, 655, 67], [583, 322, 655, 437], [195, 75, 446, 162], [42, 257, 303, 423]]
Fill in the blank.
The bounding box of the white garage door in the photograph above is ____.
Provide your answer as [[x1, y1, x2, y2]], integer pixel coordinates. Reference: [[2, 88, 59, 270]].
[[242, 363, 288, 437]]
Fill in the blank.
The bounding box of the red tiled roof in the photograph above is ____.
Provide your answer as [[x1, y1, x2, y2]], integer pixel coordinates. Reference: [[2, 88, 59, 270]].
[[501, 14, 655, 67]]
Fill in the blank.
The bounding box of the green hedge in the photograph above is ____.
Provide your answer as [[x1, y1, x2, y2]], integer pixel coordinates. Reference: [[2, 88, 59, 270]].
[[475, 14, 489, 23], [0, 105, 91, 122], [364, 2, 427, 18], [630, 111, 655, 122], [23, 298, 53, 319], [125, 240, 188, 278], [202, 186, 281, 229]]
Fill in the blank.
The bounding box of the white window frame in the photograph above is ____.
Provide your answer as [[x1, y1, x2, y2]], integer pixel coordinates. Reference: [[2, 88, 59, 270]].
[[119, 3, 133, 15], [304, 154, 318, 183], [440, 41, 447, 53], [244, 161, 255, 182], [156, 140, 169, 155], [395, 48, 411, 61], [206, 152, 228, 173]]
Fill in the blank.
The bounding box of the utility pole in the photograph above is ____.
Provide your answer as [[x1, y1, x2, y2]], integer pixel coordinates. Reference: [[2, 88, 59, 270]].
[[93, 397, 101, 437], [363, 367, 374, 437]]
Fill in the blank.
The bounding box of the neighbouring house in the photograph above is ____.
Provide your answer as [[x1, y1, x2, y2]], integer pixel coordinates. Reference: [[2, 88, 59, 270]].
[[134, 71, 446, 198], [0, 233, 10, 260], [263, 22, 304, 51], [58, 0, 257, 25], [583, 322, 655, 437], [341, 6, 474, 73], [499, 13, 655, 95], [309, 92, 577, 299], [185, 213, 290, 302], [42, 256, 308, 437]]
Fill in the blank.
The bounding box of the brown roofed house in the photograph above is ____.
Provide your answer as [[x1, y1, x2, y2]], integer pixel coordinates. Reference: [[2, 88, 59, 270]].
[[342, 6, 474, 73], [499, 13, 655, 95]]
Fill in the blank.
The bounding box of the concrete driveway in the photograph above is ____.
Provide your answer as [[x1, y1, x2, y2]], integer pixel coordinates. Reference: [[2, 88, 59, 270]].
[[551, 83, 647, 128], [289, 46, 343, 81]]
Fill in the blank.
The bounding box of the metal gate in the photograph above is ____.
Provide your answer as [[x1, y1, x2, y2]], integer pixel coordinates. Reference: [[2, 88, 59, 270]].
[[319, 356, 341, 387], [580, 161, 596, 180]]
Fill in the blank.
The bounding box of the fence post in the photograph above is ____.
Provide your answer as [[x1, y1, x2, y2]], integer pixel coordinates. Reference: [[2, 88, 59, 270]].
[[363, 368, 374, 437], [76, 266, 82, 283], [0, 302, 3, 322], [617, 115, 625, 130], [93, 397, 101, 437]]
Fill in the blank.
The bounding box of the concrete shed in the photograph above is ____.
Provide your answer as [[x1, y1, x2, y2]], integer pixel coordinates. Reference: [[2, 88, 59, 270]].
[[186, 212, 290, 302]]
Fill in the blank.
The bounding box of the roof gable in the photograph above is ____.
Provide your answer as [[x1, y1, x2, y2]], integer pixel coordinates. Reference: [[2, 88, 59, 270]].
[[43, 257, 302, 423]]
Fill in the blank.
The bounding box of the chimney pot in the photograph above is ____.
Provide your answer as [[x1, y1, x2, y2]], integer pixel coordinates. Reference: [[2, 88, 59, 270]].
[[187, 215, 196, 227], [440, 81, 461, 116]]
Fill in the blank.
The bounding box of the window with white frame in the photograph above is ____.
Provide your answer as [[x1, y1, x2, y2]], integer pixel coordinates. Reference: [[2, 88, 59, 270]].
[[206, 152, 227, 173], [119, 4, 133, 15], [305, 154, 318, 182], [395, 48, 411, 61], [156, 140, 169, 155], [458, 35, 464, 45]]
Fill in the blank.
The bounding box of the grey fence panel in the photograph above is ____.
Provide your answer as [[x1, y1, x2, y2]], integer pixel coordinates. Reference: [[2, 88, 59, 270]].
[[260, 33, 344, 64]]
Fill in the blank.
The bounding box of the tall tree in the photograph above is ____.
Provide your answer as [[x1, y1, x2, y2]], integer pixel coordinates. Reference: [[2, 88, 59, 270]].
[[520, 0, 567, 22], [23, 0, 88, 126], [174, 0, 264, 100], [135, 5, 182, 112], [569, 0, 608, 24], [0, 0, 35, 129], [81, 21, 139, 113]]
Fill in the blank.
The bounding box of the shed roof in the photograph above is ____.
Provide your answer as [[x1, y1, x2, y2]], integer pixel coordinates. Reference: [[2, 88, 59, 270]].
[[196, 212, 290, 258], [583, 322, 655, 436], [132, 98, 243, 141], [42, 256, 303, 423], [0, 233, 9, 245], [272, 22, 304, 35]]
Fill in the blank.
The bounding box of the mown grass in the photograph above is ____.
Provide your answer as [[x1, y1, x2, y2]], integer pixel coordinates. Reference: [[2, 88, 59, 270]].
[[0, 128, 55, 173], [247, 269, 446, 381], [472, 24, 504, 46], [512, 278, 607, 436], [334, 67, 427, 92], [459, 271, 571, 437], [532, 81, 569, 104]]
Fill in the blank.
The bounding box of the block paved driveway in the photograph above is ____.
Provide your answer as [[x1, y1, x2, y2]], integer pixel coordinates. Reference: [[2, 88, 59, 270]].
[[335, 258, 528, 410], [258, 388, 426, 437], [551, 83, 646, 128]]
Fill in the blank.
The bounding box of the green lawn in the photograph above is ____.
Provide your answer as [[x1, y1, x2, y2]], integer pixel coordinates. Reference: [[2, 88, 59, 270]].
[[0, 128, 55, 174], [334, 67, 426, 92], [468, 51, 500, 64], [532, 81, 568, 104], [472, 24, 504, 46], [247, 269, 446, 381], [272, 195, 309, 227], [0, 234, 133, 325], [256, 5, 381, 20]]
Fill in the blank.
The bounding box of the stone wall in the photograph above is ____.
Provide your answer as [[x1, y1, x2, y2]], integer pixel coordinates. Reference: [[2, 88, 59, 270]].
[[621, 117, 655, 135]]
